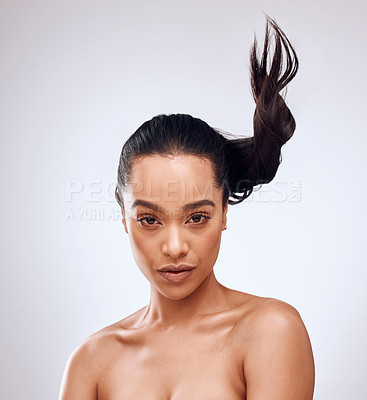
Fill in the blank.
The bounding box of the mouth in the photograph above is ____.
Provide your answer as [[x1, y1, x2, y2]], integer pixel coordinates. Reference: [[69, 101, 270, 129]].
[[157, 265, 195, 282], [158, 264, 195, 272]]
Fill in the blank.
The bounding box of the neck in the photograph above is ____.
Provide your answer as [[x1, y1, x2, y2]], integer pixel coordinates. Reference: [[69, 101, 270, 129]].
[[142, 271, 229, 326]]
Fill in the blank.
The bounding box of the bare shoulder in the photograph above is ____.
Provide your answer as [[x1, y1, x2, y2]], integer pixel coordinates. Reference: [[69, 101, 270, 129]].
[[59, 309, 146, 400], [234, 295, 314, 358], [59, 326, 115, 399], [228, 293, 306, 336], [240, 296, 308, 334], [234, 296, 315, 400]]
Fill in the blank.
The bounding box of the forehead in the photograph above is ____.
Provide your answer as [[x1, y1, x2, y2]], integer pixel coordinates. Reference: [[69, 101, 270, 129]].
[[125, 155, 221, 206]]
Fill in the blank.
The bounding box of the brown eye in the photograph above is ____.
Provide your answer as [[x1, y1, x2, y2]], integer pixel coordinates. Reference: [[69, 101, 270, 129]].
[[188, 214, 210, 224], [137, 217, 159, 226]]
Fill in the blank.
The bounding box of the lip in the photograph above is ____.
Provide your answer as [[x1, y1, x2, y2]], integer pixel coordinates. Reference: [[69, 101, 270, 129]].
[[158, 264, 195, 272], [157, 264, 195, 282]]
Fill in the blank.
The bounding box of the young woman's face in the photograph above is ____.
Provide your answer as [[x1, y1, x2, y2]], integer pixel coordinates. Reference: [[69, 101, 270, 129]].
[[121, 154, 228, 300]]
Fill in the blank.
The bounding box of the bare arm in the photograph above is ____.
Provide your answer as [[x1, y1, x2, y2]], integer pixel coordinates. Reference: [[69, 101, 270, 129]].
[[244, 300, 315, 400], [59, 339, 99, 400]]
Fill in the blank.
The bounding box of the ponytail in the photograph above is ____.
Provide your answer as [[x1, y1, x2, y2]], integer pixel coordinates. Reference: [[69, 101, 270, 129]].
[[226, 16, 299, 205], [115, 16, 298, 210]]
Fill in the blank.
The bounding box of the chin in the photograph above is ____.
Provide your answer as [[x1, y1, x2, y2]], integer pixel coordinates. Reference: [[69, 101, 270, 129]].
[[154, 282, 199, 301], [153, 271, 214, 301]]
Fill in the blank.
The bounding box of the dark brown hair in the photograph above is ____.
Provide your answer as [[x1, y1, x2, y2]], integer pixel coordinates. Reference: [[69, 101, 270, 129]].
[[115, 16, 298, 209]]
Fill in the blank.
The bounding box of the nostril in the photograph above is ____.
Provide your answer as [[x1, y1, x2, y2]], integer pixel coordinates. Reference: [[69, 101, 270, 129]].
[[161, 239, 188, 257]]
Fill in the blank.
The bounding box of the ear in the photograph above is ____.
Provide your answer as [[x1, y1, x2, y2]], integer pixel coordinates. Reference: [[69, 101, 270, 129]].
[[122, 212, 128, 234], [120, 200, 128, 234], [116, 187, 128, 233], [222, 199, 228, 231]]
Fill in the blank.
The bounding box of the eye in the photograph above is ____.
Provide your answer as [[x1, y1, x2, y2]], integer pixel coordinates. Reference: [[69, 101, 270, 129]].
[[187, 214, 211, 224], [137, 216, 160, 226]]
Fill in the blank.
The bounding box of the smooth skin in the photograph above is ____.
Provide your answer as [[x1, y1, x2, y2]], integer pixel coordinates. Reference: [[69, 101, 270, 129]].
[[59, 155, 315, 400]]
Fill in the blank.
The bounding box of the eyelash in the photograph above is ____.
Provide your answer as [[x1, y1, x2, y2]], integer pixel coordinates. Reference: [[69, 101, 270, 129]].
[[136, 213, 211, 227]]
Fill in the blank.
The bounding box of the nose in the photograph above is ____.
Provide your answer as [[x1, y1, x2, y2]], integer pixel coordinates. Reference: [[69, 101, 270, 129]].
[[161, 224, 189, 259]]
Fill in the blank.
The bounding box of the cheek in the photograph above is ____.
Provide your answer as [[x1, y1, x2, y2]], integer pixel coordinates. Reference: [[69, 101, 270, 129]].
[[193, 224, 223, 262], [127, 227, 158, 272]]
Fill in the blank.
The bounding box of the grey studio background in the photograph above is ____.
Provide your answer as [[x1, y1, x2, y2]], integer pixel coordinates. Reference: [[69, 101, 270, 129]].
[[1, 0, 366, 399]]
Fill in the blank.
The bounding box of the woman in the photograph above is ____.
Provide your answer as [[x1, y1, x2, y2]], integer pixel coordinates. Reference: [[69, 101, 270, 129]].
[[60, 16, 315, 400]]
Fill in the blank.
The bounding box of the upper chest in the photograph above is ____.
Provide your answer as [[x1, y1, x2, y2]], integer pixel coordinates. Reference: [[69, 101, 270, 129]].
[[97, 320, 247, 400]]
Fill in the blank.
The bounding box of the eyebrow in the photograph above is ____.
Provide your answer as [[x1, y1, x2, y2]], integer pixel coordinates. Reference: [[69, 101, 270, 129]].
[[130, 199, 216, 212]]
